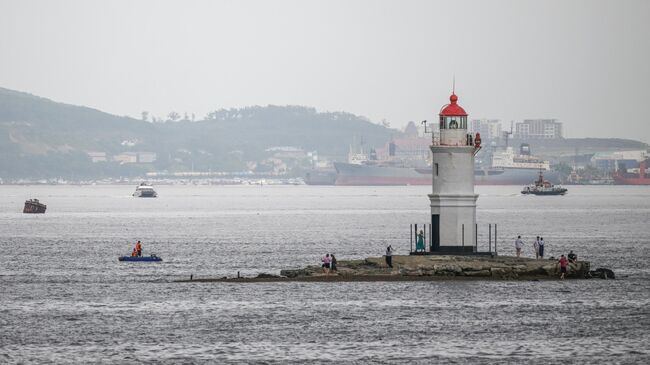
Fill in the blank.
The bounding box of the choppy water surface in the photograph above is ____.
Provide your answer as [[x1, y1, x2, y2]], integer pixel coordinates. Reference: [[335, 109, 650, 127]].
[[1, 185, 649, 363]]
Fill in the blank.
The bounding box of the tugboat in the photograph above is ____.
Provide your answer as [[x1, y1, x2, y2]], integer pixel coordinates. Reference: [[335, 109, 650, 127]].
[[23, 199, 47, 213], [133, 183, 158, 198], [521, 171, 568, 195]]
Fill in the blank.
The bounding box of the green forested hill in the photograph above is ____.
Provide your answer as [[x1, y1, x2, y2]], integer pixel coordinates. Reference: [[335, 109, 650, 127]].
[[0, 87, 397, 178]]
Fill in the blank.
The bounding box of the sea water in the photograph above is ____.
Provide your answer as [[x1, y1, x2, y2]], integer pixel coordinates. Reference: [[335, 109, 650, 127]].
[[0, 185, 649, 363]]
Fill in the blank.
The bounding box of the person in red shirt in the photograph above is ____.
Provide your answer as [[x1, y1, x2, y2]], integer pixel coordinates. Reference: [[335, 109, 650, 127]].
[[558, 254, 569, 279]]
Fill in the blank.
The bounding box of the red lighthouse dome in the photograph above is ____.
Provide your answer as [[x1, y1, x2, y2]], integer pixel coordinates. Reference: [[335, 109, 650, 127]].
[[439, 93, 467, 117]]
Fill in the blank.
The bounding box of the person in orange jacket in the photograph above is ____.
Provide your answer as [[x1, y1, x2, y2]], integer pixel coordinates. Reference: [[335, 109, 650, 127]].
[[131, 248, 137, 257], [135, 241, 142, 257]]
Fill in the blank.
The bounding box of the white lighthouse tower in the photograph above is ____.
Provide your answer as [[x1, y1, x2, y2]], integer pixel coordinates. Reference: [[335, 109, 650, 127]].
[[429, 92, 481, 253]]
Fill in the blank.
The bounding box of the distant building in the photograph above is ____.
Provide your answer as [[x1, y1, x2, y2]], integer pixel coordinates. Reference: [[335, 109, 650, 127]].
[[137, 152, 157, 163], [121, 139, 139, 147], [514, 119, 563, 139], [113, 152, 138, 164], [255, 158, 287, 175], [87, 151, 107, 163], [591, 150, 647, 171], [469, 119, 501, 140], [266, 146, 306, 160], [112, 152, 156, 164]]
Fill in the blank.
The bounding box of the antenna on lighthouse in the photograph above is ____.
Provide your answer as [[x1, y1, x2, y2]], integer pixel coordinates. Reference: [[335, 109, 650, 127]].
[[452, 75, 456, 94]]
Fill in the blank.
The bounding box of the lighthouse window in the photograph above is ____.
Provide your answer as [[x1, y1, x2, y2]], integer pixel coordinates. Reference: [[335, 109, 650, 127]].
[[435, 163, 439, 176], [441, 116, 467, 129]]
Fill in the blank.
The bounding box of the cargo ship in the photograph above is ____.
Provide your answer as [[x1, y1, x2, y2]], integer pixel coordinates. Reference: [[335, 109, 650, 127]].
[[328, 143, 558, 186], [613, 158, 650, 185], [304, 168, 337, 185], [333, 161, 430, 185], [332, 162, 560, 186]]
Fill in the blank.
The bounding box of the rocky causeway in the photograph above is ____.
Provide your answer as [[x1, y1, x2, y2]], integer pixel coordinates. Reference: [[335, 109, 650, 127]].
[[177, 255, 614, 283]]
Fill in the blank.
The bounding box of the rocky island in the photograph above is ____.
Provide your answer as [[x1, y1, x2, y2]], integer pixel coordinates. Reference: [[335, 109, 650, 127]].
[[178, 255, 614, 283]]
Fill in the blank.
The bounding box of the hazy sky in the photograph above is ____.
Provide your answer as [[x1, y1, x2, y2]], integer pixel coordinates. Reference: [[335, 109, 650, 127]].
[[1, 0, 649, 142]]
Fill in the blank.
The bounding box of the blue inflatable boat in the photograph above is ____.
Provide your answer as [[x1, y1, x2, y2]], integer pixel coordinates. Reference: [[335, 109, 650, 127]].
[[118, 255, 162, 262]]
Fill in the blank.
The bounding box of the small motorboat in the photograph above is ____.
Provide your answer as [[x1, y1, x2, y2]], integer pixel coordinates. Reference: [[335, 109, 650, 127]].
[[133, 183, 158, 198], [118, 255, 163, 262], [24, 199, 47, 213]]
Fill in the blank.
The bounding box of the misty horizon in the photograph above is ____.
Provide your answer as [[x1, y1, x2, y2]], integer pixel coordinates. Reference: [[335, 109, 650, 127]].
[[1, 0, 649, 142]]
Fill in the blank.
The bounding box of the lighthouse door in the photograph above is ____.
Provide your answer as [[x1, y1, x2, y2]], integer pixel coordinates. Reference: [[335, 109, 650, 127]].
[[431, 214, 440, 251]]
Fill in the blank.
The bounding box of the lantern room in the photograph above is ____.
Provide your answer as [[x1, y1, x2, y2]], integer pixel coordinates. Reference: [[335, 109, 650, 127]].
[[438, 93, 469, 146], [439, 94, 467, 128]]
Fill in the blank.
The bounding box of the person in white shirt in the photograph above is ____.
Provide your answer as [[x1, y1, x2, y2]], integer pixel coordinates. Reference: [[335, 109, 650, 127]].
[[538, 237, 545, 258], [515, 236, 524, 257], [533, 236, 540, 259]]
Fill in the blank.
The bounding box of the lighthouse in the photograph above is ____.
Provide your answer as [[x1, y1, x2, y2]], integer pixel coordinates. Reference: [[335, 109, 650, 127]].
[[429, 92, 481, 253]]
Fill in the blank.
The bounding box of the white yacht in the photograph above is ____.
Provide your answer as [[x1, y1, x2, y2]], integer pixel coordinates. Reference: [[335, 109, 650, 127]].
[[133, 183, 158, 198]]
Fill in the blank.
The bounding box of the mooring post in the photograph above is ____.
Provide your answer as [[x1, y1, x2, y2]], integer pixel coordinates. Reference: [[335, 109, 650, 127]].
[[495, 224, 498, 256], [415, 223, 418, 253], [489, 224, 492, 253], [410, 224, 413, 253]]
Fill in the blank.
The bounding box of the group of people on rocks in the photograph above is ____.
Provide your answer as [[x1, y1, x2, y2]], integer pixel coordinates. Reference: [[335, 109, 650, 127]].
[[322, 246, 395, 275], [319, 235, 580, 279], [514, 235, 546, 259], [515, 235, 579, 279], [321, 253, 337, 274]]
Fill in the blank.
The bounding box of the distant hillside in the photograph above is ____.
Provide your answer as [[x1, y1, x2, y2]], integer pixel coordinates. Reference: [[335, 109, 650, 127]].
[[0, 87, 398, 179], [0, 88, 156, 153]]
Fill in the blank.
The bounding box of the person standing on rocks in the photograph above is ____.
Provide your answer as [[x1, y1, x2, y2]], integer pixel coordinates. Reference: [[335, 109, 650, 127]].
[[538, 237, 545, 259], [322, 253, 331, 275], [515, 236, 524, 257], [385, 245, 393, 268], [330, 254, 337, 272], [558, 254, 569, 279], [533, 236, 540, 259]]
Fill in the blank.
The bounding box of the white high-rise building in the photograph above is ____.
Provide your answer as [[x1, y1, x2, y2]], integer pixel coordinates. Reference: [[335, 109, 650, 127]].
[[429, 92, 480, 253], [514, 119, 563, 139], [469, 119, 502, 140]]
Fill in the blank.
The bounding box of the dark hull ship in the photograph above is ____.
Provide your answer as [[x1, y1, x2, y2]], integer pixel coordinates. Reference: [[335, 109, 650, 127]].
[[24, 199, 47, 213]]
